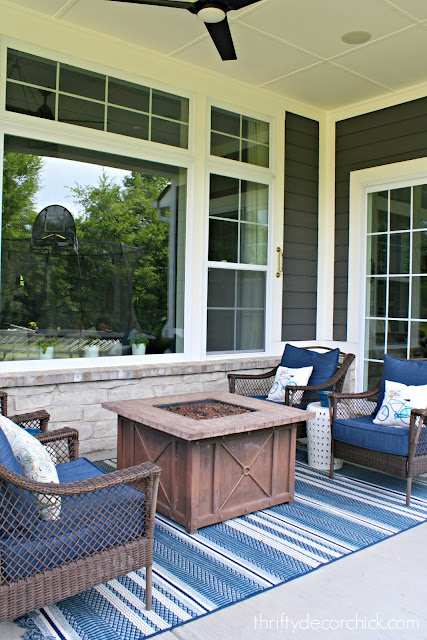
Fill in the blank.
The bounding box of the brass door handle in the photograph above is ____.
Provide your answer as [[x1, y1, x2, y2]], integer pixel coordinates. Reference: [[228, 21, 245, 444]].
[[276, 247, 283, 278]]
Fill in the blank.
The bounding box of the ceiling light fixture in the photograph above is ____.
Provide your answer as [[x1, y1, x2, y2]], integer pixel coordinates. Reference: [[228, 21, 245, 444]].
[[341, 30, 372, 45], [197, 5, 226, 23]]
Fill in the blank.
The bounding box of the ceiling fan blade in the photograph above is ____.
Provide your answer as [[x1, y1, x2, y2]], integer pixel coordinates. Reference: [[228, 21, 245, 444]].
[[106, 0, 194, 9], [224, 0, 262, 10], [205, 18, 236, 61]]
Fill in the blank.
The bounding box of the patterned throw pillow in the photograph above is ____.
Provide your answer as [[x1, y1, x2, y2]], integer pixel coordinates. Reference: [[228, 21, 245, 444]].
[[0, 415, 61, 520], [373, 380, 427, 428], [267, 366, 313, 403]]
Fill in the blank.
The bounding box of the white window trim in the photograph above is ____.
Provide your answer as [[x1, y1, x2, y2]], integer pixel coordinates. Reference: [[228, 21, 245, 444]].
[[348, 157, 427, 389]]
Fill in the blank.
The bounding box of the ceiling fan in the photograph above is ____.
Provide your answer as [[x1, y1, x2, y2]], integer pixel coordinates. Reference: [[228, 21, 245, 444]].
[[105, 0, 263, 60]]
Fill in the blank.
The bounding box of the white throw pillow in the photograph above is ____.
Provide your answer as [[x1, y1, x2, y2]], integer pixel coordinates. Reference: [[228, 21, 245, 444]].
[[373, 380, 427, 428], [0, 415, 61, 520], [267, 365, 313, 403]]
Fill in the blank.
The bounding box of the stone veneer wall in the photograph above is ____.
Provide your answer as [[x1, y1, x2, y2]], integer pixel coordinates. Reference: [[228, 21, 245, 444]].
[[0, 355, 356, 457]]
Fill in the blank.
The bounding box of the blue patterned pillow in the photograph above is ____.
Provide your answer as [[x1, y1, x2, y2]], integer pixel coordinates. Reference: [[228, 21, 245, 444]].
[[0, 416, 61, 520]]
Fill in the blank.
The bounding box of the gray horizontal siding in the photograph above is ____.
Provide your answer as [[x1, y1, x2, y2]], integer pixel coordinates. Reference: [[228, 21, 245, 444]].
[[283, 112, 319, 341], [334, 96, 427, 341]]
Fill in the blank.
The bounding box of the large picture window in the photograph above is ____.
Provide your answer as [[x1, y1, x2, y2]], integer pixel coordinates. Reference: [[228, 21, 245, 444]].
[[1, 136, 186, 361], [364, 185, 426, 387]]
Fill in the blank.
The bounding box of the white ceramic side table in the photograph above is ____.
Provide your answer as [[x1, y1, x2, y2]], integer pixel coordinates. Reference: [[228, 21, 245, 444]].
[[306, 401, 343, 471]]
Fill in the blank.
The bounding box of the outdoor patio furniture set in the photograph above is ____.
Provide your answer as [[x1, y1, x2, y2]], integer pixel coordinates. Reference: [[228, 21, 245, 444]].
[[0, 346, 426, 622]]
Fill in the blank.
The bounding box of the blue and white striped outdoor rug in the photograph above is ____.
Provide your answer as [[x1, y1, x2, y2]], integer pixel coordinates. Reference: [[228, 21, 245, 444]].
[[19, 451, 427, 640]]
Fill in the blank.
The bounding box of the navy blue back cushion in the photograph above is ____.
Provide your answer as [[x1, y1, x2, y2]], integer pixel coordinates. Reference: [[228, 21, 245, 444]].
[[280, 345, 340, 387], [376, 355, 427, 413], [0, 426, 23, 475]]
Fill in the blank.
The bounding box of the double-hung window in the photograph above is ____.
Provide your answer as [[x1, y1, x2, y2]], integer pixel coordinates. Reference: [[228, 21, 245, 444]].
[[207, 107, 271, 354]]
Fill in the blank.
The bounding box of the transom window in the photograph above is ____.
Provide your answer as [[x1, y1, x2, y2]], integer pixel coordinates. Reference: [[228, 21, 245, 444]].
[[6, 49, 189, 148], [364, 185, 427, 387], [210, 107, 269, 168]]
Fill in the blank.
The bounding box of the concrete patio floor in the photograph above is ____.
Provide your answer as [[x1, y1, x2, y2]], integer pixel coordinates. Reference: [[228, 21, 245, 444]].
[[1, 519, 426, 639]]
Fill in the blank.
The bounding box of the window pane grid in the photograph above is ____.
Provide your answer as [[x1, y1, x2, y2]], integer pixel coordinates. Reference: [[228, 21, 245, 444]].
[[210, 128, 269, 149], [208, 217, 267, 228], [365, 185, 427, 385], [210, 107, 269, 167], [208, 175, 268, 266], [206, 268, 266, 353], [6, 49, 189, 149]]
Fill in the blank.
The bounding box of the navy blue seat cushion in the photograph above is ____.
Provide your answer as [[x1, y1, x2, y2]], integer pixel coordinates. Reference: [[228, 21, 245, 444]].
[[333, 415, 411, 456], [280, 345, 340, 387], [55, 456, 105, 482], [0, 457, 146, 581], [0, 426, 23, 475], [375, 355, 427, 415]]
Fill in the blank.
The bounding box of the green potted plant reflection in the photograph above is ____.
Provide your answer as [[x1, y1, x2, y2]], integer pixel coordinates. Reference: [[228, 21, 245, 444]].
[[129, 332, 149, 355], [36, 334, 57, 359]]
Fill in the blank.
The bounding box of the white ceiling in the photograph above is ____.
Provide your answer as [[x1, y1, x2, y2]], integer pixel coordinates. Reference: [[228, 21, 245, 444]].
[[5, 0, 427, 111]]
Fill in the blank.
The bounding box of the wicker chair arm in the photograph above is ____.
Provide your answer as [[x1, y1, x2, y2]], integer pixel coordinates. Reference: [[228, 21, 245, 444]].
[[36, 427, 79, 443], [285, 379, 343, 397], [329, 385, 381, 422], [9, 409, 50, 432], [329, 386, 380, 402], [0, 460, 161, 495], [36, 427, 79, 462]]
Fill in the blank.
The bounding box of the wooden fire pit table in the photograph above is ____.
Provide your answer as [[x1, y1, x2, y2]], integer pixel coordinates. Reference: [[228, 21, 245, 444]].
[[103, 391, 314, 533]]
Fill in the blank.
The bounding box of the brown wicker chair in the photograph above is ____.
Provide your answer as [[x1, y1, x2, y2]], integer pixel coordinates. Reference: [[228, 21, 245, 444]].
[[0, 412, 161, 622], [329, 359, 427, 506], [228, 347, 355, 438]]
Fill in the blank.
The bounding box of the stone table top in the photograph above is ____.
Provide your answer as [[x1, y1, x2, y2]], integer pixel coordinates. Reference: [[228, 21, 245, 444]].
[[102, 390, 314, 441]]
